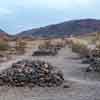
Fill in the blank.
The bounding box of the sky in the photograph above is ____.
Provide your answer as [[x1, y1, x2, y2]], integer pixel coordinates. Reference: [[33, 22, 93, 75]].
[[0, 0, 100, 34]]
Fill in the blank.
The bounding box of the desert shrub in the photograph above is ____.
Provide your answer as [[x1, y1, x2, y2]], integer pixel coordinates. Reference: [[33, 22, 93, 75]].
[[96, 41, 100, 49], [0, 42, 9, 51], [38, 40, 52, 49], [70, 38, 89, 57], [16, 41, 26, 54], [90, 41, 100, 57], [72, 43, 88, 53]]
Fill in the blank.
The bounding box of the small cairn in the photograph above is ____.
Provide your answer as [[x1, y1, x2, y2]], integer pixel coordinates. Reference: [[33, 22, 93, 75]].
[[0, 60, 64, 87]]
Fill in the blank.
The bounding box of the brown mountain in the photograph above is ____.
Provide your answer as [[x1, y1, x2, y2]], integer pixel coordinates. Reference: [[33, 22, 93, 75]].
[[18, 19, 100, 38]]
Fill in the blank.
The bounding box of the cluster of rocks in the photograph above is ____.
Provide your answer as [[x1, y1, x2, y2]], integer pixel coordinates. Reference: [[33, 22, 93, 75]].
[[32, 49, 58, 56], [86, 57, 100, 72], [81, 55, 94, 64], [81, 54, 100, 72], [0, 60, 64, 87]]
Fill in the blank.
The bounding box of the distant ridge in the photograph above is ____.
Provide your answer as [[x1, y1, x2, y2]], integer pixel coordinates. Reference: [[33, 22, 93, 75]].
[[17, 19, 100, 38]]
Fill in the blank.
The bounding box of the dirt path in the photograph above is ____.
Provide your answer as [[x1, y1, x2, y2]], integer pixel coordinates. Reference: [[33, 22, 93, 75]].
[[0, 46, 100, 100]]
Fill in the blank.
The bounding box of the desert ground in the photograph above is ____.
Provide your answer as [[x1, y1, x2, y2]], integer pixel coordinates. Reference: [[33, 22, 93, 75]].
[[0, 45, 100, 100]]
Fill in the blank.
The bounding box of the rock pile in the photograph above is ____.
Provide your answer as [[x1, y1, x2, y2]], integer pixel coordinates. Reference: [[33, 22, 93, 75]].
[[32, 49, 58, 56], [86, 58, 100, 72], [0, 60, 64, 87], [82, 56, 95, 64], [81, 55, 100, 72]]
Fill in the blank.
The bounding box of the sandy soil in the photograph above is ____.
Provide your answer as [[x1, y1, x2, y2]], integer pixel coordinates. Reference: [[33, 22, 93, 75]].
[[0, 46, 100, 100]]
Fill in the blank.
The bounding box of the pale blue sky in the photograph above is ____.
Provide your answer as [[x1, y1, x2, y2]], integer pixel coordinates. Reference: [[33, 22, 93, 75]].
[[0, 0, 100, 34]]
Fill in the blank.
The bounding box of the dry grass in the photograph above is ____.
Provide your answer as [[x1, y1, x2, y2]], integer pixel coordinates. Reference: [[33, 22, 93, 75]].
[[67, 37, 90, 57]]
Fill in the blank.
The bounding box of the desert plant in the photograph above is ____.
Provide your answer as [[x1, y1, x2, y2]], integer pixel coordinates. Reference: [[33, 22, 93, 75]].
[[38, 40, 52, 49], [16, 40, 26, 54], [0, 41, 9, 51], [70, 38, 89, 57]]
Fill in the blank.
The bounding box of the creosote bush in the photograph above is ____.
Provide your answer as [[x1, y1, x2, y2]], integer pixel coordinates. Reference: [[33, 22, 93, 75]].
[[70, 38, 89, 57], [0, 41, 9, 51], [16, 40, 26, 54], [39, 40, 52, 50], [38, 40, 65, 50]]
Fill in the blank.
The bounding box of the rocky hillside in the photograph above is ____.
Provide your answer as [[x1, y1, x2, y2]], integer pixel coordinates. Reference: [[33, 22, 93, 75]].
[[18, 19, 100, 37], [0, 29, 8, 37]]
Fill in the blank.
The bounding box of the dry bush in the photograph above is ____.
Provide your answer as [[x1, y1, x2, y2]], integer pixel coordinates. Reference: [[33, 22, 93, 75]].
[[70, 38, 89, 57], [50, 39, 66, 47], [16, 40, 26, 54], [51, 41, 66, 48], [91, 41, 100, 57], [38, 40, 51, 49], [96, 40, 100, 49], [72, 43, 89, 56], [0, 41, 9, 51]]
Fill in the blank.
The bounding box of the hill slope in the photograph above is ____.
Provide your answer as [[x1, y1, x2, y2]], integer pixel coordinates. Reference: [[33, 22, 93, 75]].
[[18, 19, 100, 37], [0, 29, 9, 38]]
